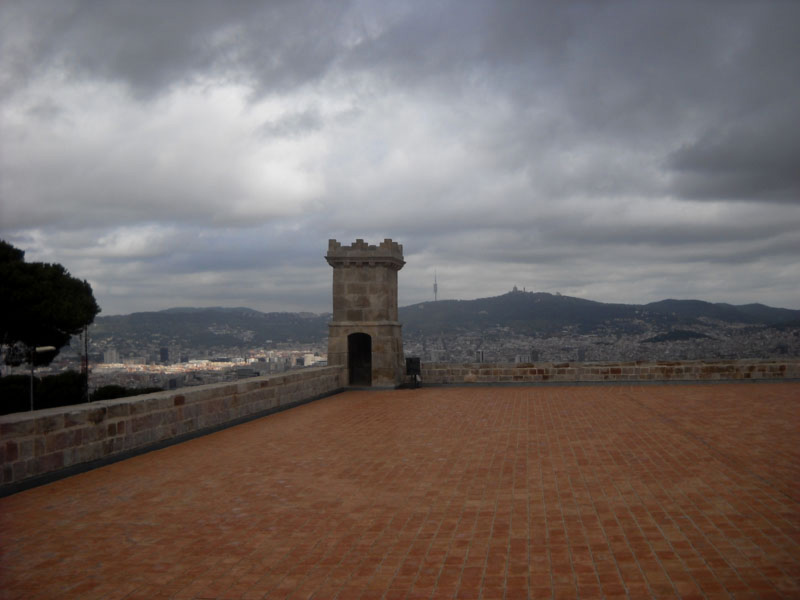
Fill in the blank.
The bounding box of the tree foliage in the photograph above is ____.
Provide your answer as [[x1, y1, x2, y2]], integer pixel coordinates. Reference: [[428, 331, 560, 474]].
[[1, 240, 100, 367]]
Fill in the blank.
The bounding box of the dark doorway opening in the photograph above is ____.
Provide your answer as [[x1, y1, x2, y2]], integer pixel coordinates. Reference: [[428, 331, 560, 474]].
[[348, 333, 372, 386]]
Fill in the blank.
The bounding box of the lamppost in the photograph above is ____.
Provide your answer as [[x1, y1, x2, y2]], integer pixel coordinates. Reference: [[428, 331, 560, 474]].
[[29, 346, 56, 411]]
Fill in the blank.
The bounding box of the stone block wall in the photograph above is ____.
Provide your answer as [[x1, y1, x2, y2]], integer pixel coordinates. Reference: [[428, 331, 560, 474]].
[[1, 366, 345, 491], [326, 238, 406, 387], [326, 238, 404, 323], [330, 262, 400, 322], [328, 322, 406, 387], [421, 359, 800, 384]]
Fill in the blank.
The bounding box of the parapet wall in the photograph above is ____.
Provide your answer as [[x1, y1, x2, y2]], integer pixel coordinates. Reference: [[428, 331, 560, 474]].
[[5, 359, 797, 493], [421, 359, 800, 384], [1, 366, 345, 493]]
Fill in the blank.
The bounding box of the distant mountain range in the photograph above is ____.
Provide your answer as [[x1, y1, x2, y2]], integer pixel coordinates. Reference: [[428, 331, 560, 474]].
[[90, 292, 800, 350], [398, 291, 800, 335]]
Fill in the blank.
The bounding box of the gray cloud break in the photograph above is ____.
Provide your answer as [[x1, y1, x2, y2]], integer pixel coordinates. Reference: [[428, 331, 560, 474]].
[[1, 0, 798, 315]]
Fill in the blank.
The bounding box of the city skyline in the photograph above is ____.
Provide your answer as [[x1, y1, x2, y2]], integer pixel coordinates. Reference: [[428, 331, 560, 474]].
[[1, 1, 799, 315]]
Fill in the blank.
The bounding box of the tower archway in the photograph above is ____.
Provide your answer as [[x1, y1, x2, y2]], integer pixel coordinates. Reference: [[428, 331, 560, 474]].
[[348, 333, 372, 386]]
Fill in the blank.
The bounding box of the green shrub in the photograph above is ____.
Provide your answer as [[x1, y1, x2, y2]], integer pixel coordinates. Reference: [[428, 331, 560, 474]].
[[0, 375, 31, 415], [37, 371, 87, 409], [1, 372, 161, 414], [1, 370, 87, 414]]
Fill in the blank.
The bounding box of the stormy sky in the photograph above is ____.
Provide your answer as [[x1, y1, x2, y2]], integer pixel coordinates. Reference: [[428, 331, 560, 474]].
[[1, 0, 798, 315]]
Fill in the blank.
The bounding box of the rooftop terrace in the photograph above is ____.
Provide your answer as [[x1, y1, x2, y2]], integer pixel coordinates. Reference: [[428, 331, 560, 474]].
[[1, 383, 798, 599]]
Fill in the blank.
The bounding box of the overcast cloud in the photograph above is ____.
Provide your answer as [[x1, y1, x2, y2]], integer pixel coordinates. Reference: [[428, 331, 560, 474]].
[[1, 0, 798, 315]]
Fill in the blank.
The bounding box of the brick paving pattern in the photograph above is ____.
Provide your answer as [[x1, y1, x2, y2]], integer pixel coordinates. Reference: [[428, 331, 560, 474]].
[[1, 383, 798, 599]]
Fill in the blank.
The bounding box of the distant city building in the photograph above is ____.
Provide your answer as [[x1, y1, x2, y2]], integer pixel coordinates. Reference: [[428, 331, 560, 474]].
[[160, 347, 169, 363], [103, 348, 119, 364]]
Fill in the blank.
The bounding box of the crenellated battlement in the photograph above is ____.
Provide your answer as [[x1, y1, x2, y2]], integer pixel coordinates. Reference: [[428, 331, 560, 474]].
[[326, 238, 405, 269]]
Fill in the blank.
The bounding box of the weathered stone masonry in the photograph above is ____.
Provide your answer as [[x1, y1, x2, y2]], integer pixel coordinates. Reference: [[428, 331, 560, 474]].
[[326, 239, 406, 387], [422, 359, 800, 384], [0, 366, 344, 492], [3, 359, 797, 493]]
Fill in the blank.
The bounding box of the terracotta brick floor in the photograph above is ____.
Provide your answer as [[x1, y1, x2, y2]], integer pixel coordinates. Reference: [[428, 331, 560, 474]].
[[1, 383, 798, 599]]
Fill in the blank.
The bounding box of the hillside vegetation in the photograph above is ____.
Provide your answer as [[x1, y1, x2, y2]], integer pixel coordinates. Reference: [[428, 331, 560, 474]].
[[399, 291, 799, 336], [89, 292, 800, 352]]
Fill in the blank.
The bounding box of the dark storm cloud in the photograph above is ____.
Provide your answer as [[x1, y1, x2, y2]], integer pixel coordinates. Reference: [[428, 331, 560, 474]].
[[667, 115, 800, 203], [2, 0, 799, 313], [0, 0, 353, 100], [536, 206, 800, 247]]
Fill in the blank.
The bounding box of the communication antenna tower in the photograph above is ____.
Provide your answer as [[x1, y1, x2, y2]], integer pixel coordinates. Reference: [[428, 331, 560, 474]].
[[434, 270, 438, 302]]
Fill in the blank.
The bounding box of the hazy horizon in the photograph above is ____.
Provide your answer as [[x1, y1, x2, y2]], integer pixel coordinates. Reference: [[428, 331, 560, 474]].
[[95, 288, 800, 319]]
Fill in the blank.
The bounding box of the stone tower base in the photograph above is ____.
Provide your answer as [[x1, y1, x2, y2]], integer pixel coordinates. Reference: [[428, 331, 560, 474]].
[[328, 322, 405, 388]]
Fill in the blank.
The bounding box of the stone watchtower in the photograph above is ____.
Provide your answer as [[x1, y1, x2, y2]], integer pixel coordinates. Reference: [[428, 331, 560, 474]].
[[326, 239, 406, 387]]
